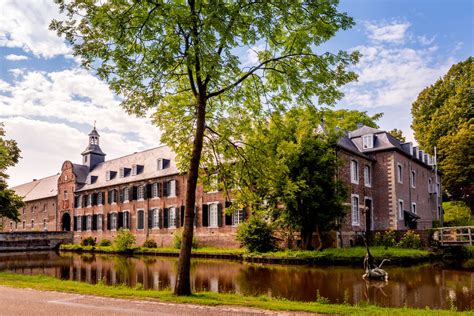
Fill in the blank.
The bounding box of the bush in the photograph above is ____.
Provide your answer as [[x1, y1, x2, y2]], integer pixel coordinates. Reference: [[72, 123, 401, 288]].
[[372, 230, 396, 248], [173, 228, 198, 249], [81, 236, 96, 246], [443, 201, 473, 226], [142, 238, 158, 248], [236, 216, 276, 253], [98, 239, 112, 247], [113, 229, 136, 251], [397, 230, 421, 249]]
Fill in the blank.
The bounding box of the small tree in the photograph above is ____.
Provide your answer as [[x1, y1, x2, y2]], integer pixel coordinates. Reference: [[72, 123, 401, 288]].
[[236, 215, 276, 253], [443, 201, 472, 226], [113, 229, 136, 251]]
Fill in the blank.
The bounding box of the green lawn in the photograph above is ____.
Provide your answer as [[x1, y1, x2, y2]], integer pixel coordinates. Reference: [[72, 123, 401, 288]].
[[0, 272, 465, 315]]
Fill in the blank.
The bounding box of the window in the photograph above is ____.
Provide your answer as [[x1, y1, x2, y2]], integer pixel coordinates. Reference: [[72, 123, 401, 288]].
[[232, 209, 245, 226], [364, 165, 371, 187], [151, 183, 159, 198], [132, 164, 138, 176], [351, 195, 359, 225], [31, 220, 34, 228], [120, 168, 125, 178], [64, 175, 68, 181], [111, 213, 117, 230], [153, 209, 160, 228], [10, 222, 13, 230], [411, 170, 416, 188], [87, 215, 92, 231], [209, 203, 219, 228], [362, 134, 374, 149], [398, 199, 404, 219], [168, 180, 176, 197], [22, 208, 25, 214], [123, 187, 129, 201], [106, 171, 116, 181], [137, 210, 144, 229], [43, 219, 47, 230], [22, 221, 25, 229], [169, 207, 177, 228], [43, 204, 47, 212], [97, 214, 102, 230], [137, 186, 145, 200], [428, 178, 433, 193], [64, 190, 68, 199], [157, 159, 169, 170], [350, 160, 359, 184], [397, 163, 403, 183], [411, 203, 417, 214], [123, 211, 130, 229], [87, 194, 92, 207], [97, 192, 103, 205]]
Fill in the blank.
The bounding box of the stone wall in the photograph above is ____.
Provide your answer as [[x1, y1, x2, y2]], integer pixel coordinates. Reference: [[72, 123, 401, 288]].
[[0, 231, 73, 251]]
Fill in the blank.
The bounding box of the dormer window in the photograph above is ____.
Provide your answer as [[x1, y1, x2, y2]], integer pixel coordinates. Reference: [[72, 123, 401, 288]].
[[119, 167, 131, 178], [86, 175, 98, 184], [131, 164, 144, 176], [106, 171, 116, 181], [362, 134, 374, 149], [157, 159, 170, 170]]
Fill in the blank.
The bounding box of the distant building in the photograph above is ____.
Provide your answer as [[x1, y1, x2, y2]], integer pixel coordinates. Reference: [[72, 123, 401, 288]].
[[2, 125, 441, 248]]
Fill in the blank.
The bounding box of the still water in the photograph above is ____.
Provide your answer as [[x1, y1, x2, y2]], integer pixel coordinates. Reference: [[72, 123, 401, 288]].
[[0, 251, 472, 311]]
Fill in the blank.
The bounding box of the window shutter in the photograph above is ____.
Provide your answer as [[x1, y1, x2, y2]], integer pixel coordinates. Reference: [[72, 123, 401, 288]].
[[202, 204, 209, 227], [132, 186, 138, 200], [241, 208, 247, 221], [73, 216, 78, 231], [174, 208, 179, 227], [81, 216, 86, 230], [107, 191, 112, 204], [163, 208, 169, 228], [119, 188, 124, 203], [92, 193, 97, 206], [92, 215, 97, 230], [118, 212, 124, 229], [163, 181, 168, 197], [107, 213, 111, 230], [101, 192, 105, 205], [113, 189, 118, 203], [158, 209, 163, 228], [157, 182, 162, 197], [146, 184, 152, 199], [225, 212, 232, 226], [217, 203, 223, 227], [82, 195, 87, 207], [148, 209, 153, 229], [175, 180, 179, 196], [180, 206, 185, 227]]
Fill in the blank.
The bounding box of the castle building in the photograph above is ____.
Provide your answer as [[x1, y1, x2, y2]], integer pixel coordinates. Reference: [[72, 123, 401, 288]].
[[2, 125, 442, 248]]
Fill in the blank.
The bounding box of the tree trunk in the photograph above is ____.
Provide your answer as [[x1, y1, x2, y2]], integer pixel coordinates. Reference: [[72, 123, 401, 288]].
[[301, 228, 314, 250], [174, 98, 206, 295]]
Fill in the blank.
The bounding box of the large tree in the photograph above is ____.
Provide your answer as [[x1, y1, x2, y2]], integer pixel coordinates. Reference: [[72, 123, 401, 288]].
[[51, 0, 358, 295], [411, 57, 473, 208], [0, 123, 24, 222]]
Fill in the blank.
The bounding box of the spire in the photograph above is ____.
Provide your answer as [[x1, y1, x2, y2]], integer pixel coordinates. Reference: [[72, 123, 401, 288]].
[[82, 124, 106, 170]]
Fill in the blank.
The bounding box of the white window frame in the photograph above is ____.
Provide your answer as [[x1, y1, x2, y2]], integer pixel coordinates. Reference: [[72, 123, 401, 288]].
[[232, 209, 244, 227], [397, 163, 403, 183], [364, 165, 371, 187], [411, 202, 417, 214], [169, 207, 177, 228], [151, 183, 159, 198], [111, 212, 118, 231], [398, 199, 404, 219], [97, 192, 103, 205], [136, 209, 145, 230], [153, 208, 160, 228], [64, 190, 68, 199], [132, 164, 138, 176], [362, 134, 374, 149], [87, 194, 92, 207], [168, 180, 176, 197], [97, 214, 102, 230], [351, 195, 360, 226], [411, 170, 416, 188], [123, 187, 129, 202], [137, 186, 145, 200], [209, 203, 219, 228], [157, 159, 164, 170], [350, 160, 359, 184]]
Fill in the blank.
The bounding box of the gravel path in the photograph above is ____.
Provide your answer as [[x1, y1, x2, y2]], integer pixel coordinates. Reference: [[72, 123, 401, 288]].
[[0, 285, 322, 316]]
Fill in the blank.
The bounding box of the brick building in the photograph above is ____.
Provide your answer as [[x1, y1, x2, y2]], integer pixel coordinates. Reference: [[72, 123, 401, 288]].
[[2, 125, 442, 248]]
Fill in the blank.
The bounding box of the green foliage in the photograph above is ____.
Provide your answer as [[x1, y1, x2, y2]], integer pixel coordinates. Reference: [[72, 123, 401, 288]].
[[388, 128, 406, 142], [172, 229, 198, 250], [113, 229, 136, 251], [81, 236, 96, 247], [0, 123, 24, 221], [321, 108, 383, 132], [315, 290, 330, 304], [142, 238, 158, 249], [98, 239, 112, 247], [443, 201, 473, 226], [411, 57, 473, 206], [372, 230, 397, 248], [397, 230, 421, 249], [236, 216, 276, 253]]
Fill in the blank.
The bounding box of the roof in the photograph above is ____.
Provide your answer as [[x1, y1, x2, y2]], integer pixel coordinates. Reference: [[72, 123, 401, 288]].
[[10, 174, 59, 202], [76, 145, 179, 192], [337, 134, 374, 161], [348, 125, 383, 138], [81, 143, 105, 156], [72, 164, 89, 184]]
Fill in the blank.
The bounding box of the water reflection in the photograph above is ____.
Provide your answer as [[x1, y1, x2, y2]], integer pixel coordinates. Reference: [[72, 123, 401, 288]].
[[0, 251, 472, 311]]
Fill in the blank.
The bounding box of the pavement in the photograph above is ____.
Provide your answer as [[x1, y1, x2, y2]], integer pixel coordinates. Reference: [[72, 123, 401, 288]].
[[0, 285, 316, 316]]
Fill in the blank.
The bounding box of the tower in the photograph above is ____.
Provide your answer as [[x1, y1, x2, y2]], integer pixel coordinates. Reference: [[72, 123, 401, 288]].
[[81, 125, 106, 170]]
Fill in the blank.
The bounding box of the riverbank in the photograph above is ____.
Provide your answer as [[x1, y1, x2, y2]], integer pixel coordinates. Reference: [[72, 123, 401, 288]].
[[0, 272, 465, 315], [60, 244, 437, 266]]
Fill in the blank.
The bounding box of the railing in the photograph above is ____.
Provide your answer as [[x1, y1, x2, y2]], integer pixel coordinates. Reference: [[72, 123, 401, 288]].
[[435, 226, 474, 246]]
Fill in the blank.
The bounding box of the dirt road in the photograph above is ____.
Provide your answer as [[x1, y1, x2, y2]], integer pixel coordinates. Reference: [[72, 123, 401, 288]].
[[0, 286, 316, 316]]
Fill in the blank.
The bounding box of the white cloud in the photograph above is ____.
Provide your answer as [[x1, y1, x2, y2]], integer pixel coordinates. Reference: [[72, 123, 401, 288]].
[[0, 67, 163, 186], [0, 0, 71, 58], [417, 35, 436, 46], [243, 44, 265, 67], [5, 54, 28, 61], [364, 20, 411, 44]]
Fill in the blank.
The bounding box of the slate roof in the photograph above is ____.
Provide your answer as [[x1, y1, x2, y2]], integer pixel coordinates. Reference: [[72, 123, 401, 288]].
[[10, 174, 59, 202], [76, 145, 179, 192]]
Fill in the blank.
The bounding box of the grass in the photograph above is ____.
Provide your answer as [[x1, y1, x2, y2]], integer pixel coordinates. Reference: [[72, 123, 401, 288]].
[[0, 272, 466, 315]]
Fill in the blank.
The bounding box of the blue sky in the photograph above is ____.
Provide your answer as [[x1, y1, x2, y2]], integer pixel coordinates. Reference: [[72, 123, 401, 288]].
[[0, 0, 472, 186]]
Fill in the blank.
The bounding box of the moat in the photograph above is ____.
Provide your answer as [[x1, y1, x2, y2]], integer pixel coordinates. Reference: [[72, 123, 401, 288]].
[[0, 251, 472, 311]]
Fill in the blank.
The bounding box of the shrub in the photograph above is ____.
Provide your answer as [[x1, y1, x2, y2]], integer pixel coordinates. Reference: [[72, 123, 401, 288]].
[[372, 232, 383, 246], [236, 216, 276, 253], [113, 228, 136, 251], [98, 239, 112, 247], [81, 236, 96, 246], [142, 238, 158, 248], [443, 201, 473, 226], [397, 230, 421, 249], [382, 229, 397, 248], [173, 228, 198, 249]]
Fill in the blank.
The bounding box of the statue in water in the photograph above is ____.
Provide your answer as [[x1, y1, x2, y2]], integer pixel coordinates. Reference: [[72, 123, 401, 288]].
[[362, 236, 390, 281]]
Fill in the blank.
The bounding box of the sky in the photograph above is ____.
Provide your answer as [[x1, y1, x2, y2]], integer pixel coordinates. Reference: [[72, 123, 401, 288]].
[[0, 0, 472, 187]]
